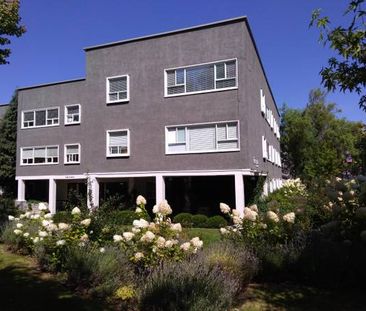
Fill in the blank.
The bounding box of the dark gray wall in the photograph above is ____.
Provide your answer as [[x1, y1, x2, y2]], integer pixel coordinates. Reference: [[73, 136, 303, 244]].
[[16, 19, 281, 179]]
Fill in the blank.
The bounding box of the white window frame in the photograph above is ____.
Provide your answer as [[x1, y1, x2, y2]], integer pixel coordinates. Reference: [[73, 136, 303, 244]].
[[164, 58, 238, 98], [106, 129, 130, 158], [64, 143, 81, 164], [21, 107, 60, 129], [64, 104, 81, 125], [20, 145, 59, 166], [106, 74, 130, 104], [165, 120, 240, 155]]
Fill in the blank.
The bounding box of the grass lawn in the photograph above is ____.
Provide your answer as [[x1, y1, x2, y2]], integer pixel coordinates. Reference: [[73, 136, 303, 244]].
[[239, 283, 366, 311], [183, 228, 222, 245], [0, 244, 110, 311]]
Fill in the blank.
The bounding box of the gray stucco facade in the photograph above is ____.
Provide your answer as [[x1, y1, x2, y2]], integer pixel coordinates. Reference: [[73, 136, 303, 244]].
[[16, 17, 282, 214]]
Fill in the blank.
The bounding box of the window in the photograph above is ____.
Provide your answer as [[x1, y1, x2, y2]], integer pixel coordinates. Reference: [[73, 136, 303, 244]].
[[165, 59, 237, 96], [166, 121, 239, 154], [262, 136, 267, 159], [106, 129, 129, 157], [260, 89, 266, 115], [22, 107, 59, 129], [64, 144, 80, 164], [20, 146, 59, 165], [106, 75, 129, 103], [65, 104, 81, 125]]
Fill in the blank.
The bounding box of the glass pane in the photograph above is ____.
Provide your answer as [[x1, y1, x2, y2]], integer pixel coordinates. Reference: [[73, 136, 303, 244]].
[[118, 92, 127, 100], [186, 64, 215, 93], [176, 69, 185, 84], [67, 105, 79, 114], [24, 112, 34, 121], [109, 93, 118, 101], [67, 145, 79, 153], [166, 70, 175, 86], [226, 61, 236, 78], [47, 109, 58, 119], [35, 110, 46, 126], [216, 79, 236, 89], [176, 128, 186, 143], [167, 85, 185, 95], [109, 77, 127, 92], [216, 63, 225, 79]]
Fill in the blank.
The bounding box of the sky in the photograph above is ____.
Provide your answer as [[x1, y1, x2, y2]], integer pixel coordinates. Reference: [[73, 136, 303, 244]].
[[0, 0, 365, 122]]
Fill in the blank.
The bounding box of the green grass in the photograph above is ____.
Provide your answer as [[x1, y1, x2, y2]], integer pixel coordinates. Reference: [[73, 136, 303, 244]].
[[0, 244, 111, 311], [183, 228, 222, 246], [239, 283, 366, 311]]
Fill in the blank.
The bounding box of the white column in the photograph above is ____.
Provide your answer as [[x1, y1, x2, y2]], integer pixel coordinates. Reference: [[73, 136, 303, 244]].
[[263, 180, 268, 197], [49, 178, 57, 214], [17, 179, 25, 201], [234, 173, 245, 216], [155, 174, 165, 204], [87, 176, 99, 209]]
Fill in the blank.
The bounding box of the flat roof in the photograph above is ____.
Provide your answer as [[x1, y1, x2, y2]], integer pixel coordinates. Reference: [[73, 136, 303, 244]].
[[84, 16, 247, 51], [17, 78, 85, 91]]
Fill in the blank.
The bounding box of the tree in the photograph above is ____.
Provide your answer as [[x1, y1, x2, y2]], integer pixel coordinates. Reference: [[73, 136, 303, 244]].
[[0, 92, 18, 197], [281, 89, 364, 185], [0, 0, 25, 64], [310, 0, 366, 111]]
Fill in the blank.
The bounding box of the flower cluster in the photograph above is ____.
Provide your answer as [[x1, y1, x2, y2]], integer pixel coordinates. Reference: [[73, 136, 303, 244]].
[[113, 196, 203, 266]]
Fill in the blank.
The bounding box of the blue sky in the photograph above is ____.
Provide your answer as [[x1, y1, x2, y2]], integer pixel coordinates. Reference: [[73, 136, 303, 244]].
[[1, 0, 364, 122]]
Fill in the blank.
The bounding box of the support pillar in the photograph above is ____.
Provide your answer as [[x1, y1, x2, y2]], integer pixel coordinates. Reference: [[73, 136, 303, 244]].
[[155, 174, 165, 205], [17, 179, 25, 202], [234, 173, 245, 216], [87, 176, 99, 209], [49, 178, 57, 214]]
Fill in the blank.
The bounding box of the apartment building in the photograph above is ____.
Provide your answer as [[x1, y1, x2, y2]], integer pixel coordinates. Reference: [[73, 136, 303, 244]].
[[16, 17, 282, 215]]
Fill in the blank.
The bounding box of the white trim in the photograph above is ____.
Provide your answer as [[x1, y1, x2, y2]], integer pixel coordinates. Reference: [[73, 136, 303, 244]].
[[106, 74, 130, 104], [106, 129, 130, 157], [164, 58, 238, 98], [64, 143, 81, 165], [165, 120, 240, 155], [16, 168, 265, 180], [64, 104, 81, 125], [21, 106, 60, 129], [20, 145, 59, 166]]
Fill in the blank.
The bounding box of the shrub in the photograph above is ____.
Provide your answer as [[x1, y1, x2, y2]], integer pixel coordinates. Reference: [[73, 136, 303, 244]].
[[203, 242, 258, 289], [205, 215, 227, 228], [173, 213, 193, 227], [140, 255, 239, 311], [0, 198, 17, 229], [52, 211, 73, 224], [191, 214, 208, 228]]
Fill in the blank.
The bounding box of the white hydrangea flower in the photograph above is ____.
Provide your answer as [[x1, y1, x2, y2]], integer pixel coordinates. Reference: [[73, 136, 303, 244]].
[[220, 228, 229, 235], [58, 223, 70, 230], [283, 212, 295, 224], [156, 236, 166, 248], [113, 234, 123, 242], [42, 220, 50, 227], [164, 240, 174, 248], [47, 224, 58, 232], [220, 203, 231, 214], [33, 237, 40, 243], [56, 240, 66, 246], [249, 204, 258, 213], [190, 237, 203, 249], [267, 211, 279, 223], [44, 213, 53, 219], [38, 231, 48, 237], [152, 205, 159, 214], [232, 216, 243, 225], [135, 207, 142, 213], [131, 227, 141, 234], [136, 195, 147, 206], [80, 218, 91, 227], [80, 234, 88, 241], [123, 232, 135, 241], [14, 229, 22, 235], [132, 218, 149, 228], [232, 209, 240, 217], [99, 247, 105, 253], [71, 207, 81, 215], [140, 231, 155, 243], [23, 232, 30, 238], [20, 214, 26, 219], [180, 242, 191, 252], [38, 203, 48, 211], [31, 214, 40, 220], [134, 252, 144, 261], [16, 223, 23, 229], [244, 208, 257, 222], [8, 215, 15, 221], [157, 200, 172, 216], [24, 212, 31, 218], [171, 223, 182, 232], [14, 218, 20, 221]]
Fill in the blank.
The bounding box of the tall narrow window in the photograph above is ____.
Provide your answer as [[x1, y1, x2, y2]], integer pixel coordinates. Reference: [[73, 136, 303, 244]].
[[65, 104, 81, 125], [165, 59, 237, 96], [106, 129, 130, 157], [107, 75, 129, 103], [64, 144, 80, 164]]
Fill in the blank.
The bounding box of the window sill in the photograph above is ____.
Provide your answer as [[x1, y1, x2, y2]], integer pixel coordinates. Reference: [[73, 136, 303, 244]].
[[164, 86, 238, 98]]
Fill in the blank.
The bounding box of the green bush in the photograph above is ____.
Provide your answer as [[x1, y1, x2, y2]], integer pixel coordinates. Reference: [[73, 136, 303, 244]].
[[205, 215, 227, 228], [192, 214, 208, 228], [173, 213, 193, 227], [52, 211, 73, 224], [0, 198, 17, 229], [140, 255, 239, 311]]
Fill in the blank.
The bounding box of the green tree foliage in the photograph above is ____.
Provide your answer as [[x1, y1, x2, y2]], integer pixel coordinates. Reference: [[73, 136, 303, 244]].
[[310, 0, 366, 111], [0, 0, 26, 64], [281, 89, 364, 184], [0, 93, 18, 197]]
